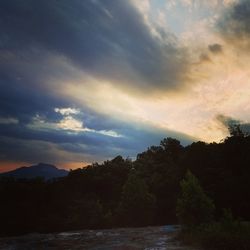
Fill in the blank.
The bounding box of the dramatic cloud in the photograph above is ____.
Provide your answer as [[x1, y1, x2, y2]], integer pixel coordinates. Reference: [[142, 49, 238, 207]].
[[217, 0, 250, 48], [0, 0, 198, 171], [0, 116, 194, 170], [1, 0, 250, 171], [0, 0, 190, 93]]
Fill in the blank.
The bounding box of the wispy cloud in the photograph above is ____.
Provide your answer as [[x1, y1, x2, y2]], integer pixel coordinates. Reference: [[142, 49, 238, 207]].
[[0, 117, 19, 125]]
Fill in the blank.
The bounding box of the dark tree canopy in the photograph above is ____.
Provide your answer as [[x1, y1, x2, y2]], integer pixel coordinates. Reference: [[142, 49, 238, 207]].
[[176, 171, 215, 226], [1, 130, 250, 236]]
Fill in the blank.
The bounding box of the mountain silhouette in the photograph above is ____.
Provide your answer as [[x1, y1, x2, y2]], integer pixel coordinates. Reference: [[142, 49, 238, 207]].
[[0, 163, 68, 180]]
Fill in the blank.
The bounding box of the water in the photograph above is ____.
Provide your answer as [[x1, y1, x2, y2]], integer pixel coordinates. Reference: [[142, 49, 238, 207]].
[[0, 226, 197, 250]]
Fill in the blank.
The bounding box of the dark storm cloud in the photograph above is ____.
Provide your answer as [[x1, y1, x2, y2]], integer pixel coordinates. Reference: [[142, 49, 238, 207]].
[[0, 74, 68, 124], [0, 0, 188, 91], [217, 0, 250, 48], [208, 44, 223, 54]]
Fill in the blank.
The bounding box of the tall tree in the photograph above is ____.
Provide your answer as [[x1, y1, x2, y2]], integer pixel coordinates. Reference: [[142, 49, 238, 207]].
[[176, 170, 215, 227], [118, 172, 156, 226]]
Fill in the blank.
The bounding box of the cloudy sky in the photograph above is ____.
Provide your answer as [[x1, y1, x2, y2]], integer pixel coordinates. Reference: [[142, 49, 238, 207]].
[[1, 0, 250, 171]]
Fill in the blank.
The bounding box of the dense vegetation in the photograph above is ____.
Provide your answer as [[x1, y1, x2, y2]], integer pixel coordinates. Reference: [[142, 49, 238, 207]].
[[1, 126, 250, 237], [177, 170, 250, 249]]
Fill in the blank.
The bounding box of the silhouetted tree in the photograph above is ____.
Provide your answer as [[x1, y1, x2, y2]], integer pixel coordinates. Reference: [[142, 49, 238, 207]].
[[1, 131, 250, 236], [118, 172, 156, 226], [176, 170, 215, 227], [228, 124, 245, 138], [160, 137, 183, 161]]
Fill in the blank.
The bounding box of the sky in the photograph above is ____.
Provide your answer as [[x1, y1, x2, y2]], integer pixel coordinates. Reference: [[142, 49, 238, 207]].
[[1, 0, 250, 171]]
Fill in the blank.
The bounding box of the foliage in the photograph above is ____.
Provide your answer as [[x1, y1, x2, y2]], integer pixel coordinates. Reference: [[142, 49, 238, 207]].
[[118, 172, 156, 226], [1, 128, 250, 236], [228, 124, 247, 137], [179, 216, 250, 250], [176, 171, 215, 227]]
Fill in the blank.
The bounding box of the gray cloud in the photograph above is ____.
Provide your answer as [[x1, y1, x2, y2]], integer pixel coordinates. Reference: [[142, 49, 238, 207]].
[[0, 0, 189, 92], [208, 44, 223, 54], [0, 118, 194, 167], [217, 114, 250, 134], [199, 53, 211, 63], [217, 114, 241, 127], [217, 0, 250, 48]]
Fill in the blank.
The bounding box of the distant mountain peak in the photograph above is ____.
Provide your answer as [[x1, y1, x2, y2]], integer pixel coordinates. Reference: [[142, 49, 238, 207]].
[[32, 163, 58, 170], [0, 163, 68, 180]]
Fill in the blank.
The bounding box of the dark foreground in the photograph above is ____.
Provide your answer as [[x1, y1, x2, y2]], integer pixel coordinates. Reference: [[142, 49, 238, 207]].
[[0, 225, 198, 250]]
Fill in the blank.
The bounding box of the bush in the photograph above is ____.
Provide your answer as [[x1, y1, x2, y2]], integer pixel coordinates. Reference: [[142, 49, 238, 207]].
[[179, 211, 250, 250]]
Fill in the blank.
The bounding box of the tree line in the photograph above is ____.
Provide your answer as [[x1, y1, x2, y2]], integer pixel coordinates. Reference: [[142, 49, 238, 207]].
[[1, 126, 250, 236]]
